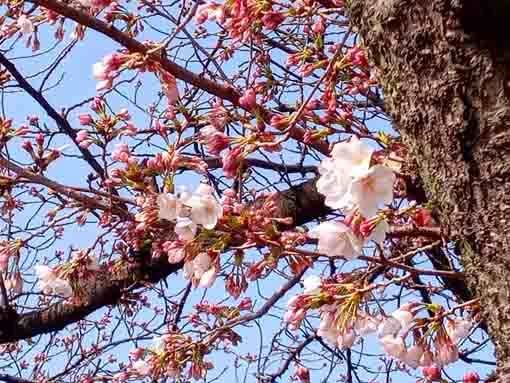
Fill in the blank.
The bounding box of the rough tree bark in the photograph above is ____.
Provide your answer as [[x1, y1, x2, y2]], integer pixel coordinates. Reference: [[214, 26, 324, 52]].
[[345, 0, 510, 380]]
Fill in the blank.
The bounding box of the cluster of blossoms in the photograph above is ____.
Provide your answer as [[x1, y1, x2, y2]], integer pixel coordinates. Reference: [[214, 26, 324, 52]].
[[285, 275, 475, 373], [196, 0, 286, 42], [309, 135, 395, 259], [317, 135, 395, 217], [155, 184, 223, 287], [126, 333, 213, 381], [34, 252, 100, 299], [195, 0, 345, 43], [157, 183, 222, 239], [20, 133, 69, 172]]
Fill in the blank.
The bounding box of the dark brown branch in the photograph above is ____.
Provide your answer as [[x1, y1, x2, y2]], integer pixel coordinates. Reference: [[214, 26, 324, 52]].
[[28, 0, 239, 103], [0, 176, 316, 345], [0, 375, 36, 383], [0, 256, 182, 344]]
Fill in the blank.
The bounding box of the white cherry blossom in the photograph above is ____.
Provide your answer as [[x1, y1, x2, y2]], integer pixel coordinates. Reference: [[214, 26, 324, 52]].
[[193, 252, 212, 279], [303, 275, 321, 295], [349, 165, 396, 218], [188, 190, 222, 229], [380, 335, 406, 359], [355, 315, 379, 336], [133, 360, 150, 375], [317, 326, 339, 345], [337, 331, 356, 350], [183, 252, 217, 287], [446, 318, 473, 343], [377, 316, 402, 338], [35, 265, 72, 297], [17, 15, 34, 34], [174, 217, 197, 241], [391, 308, 414, 329], [199, 267, 217, 288], [309, 221, 363, 260], [316, 158, 352, 210], [92, 62, 108, 80], [157, 193, 180, 221], [330, 135, 374, 177]]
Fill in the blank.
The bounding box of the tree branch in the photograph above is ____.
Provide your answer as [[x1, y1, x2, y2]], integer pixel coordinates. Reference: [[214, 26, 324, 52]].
[[0, 255, 182, 344], [0, 52, 106, 181], [26, 0, 330, 155]]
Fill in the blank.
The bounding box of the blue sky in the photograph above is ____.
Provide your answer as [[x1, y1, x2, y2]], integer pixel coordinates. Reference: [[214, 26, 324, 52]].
[[0, 6, 497, 383]]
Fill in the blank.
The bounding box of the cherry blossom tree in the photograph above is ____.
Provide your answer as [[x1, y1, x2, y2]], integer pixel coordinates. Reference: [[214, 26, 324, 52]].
[[0, 0, 503, 382]]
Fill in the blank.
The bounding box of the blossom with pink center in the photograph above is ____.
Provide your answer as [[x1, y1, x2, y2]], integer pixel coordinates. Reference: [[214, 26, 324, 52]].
[[76, 129, 89, 143], [309, 221, 363, 260], [187, 184, 222, 230], [316, 135, 396, 217], [348, 165, 396, 217], [222, 146, 243, 178], [129, 348, 144, 361], [163, 241, 186, 264], [111, 143, 135, 163], [200, 125, 230, 154]]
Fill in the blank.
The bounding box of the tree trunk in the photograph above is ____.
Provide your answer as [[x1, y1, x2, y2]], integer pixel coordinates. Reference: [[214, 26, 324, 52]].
[[345, 0, 510, 379]]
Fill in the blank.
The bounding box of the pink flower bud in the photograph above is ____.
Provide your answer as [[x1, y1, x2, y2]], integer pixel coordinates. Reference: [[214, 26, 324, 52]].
[[76, 130, 89, 142], [261, 11, 286, 30], [79, 114, 93, 126], [463, 372, 480, 383], [422, 365, 441, 381], [238, 297, 252, 311], [238, 88, 257, 110], [294, 365, 310, 383], [129, 348, 144, 361], [35, 133, 44, 146], [22, 140, 33, 152]]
